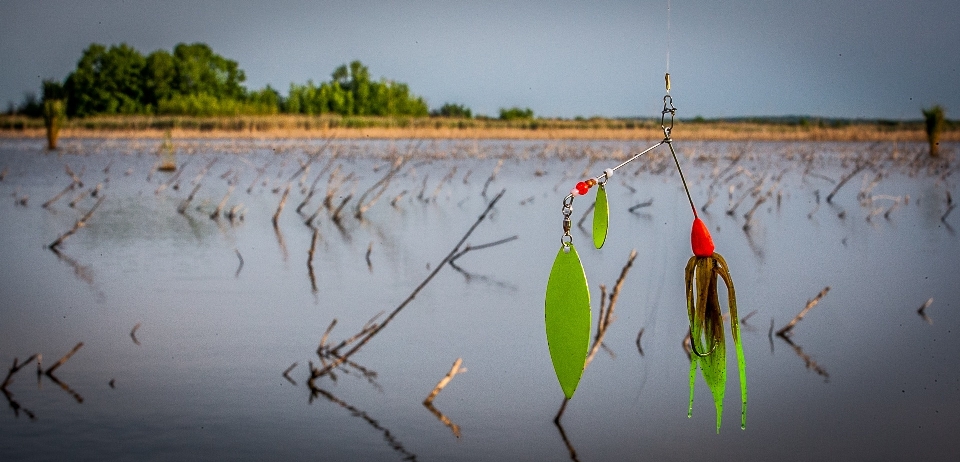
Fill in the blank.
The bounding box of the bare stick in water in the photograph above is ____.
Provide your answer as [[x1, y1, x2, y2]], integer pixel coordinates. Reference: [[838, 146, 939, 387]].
[[177, 182, 202, 214], [423, 358, 465, 439], [311, 189, 506, 379], [45, 342, 83, 376], [42, 182, 77, 209], [917, 298, 934, 325], [2, 355, 38, 389], [557, 249, 638, 423], [826, 163, 866, 203], [130, 323, 142, 346], [777, 286, 830, 337], [307, 228, 320, 293], [424, 358, 464, 405], [49, 196, 105, 250], [210, 184, 235, 219], [273, 184, 291, 228], [234, 248, 244, 278], [282, 362, 298, 385]]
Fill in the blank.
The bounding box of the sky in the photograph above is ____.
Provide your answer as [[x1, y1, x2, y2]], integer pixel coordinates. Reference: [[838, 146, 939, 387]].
[[1, 0, 958, 120]]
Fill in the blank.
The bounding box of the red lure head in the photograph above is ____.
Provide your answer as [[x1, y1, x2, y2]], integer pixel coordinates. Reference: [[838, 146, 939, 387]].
[[691, 217, 715, 257]]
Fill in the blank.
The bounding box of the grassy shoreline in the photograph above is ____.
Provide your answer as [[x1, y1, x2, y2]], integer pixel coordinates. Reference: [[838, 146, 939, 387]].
[[1, 114, 956, 142]]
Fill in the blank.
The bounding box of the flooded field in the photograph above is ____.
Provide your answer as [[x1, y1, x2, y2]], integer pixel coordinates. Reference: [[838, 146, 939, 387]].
[[1, 137, 958, 461]]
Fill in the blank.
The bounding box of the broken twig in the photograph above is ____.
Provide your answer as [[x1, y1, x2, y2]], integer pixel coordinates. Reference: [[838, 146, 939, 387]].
[[777, 286, 830, 337]]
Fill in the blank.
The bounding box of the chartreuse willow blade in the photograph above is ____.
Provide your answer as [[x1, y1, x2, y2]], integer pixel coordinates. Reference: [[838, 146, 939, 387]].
[[545, 243, 591, 399], [593, 184, 609, 249], [685, 253, 746, 432]]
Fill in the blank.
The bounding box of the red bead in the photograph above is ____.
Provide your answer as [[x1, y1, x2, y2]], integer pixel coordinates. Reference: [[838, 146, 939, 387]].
[[691, 217, 715, 257], [575, 182, 588, 195]]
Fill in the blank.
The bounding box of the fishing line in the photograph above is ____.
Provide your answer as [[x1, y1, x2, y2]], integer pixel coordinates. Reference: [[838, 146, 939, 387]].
[[666, 0, 671, 76]]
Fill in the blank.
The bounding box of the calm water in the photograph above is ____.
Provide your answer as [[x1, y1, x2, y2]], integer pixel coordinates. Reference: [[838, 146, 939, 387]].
[[1, 137, 958, 461]]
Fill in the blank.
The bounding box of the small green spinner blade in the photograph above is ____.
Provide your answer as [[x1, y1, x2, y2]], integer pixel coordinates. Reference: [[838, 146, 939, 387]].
[[593, 184, 609, 249]]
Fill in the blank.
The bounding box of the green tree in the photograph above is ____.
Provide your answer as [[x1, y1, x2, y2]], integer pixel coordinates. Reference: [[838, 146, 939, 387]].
[[433, 103, 472, 118], [171, 42, 246, 100], [143, 49, 176, 111], [64, 43, 147, 116], [499, 107, 534, 121], [285, 61, 427, 117], [247, 85, 281, 114]]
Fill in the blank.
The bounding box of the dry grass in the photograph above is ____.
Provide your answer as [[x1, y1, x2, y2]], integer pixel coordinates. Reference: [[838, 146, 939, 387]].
[[1, 114, 957, 142]]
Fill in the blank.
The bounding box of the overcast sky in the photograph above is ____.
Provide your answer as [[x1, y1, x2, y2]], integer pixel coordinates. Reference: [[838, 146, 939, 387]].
[[1, 0, 957, 119]]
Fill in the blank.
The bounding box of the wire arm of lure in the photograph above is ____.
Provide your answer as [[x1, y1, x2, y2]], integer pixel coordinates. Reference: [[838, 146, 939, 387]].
[[564, 141, 665, 202]]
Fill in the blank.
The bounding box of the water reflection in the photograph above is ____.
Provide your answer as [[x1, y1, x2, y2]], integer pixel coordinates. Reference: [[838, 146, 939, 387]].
[[309, 386, 417, 461]]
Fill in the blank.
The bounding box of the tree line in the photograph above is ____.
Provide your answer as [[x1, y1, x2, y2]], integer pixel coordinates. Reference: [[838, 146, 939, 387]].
[[11, 42, 538, 120]]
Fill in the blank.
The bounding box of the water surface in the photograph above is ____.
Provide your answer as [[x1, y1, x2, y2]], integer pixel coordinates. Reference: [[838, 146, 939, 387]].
[[1, 138, 958, 461]]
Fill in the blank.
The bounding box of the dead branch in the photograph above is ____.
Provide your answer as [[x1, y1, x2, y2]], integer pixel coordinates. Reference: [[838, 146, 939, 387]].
[[64, 164, 83, 187], [390, 190, 408, 207], [49, 196, 105, 250], [585, 249, 637, 367], [481, 159, 504, 198], [448, 235, 518, 264], [311, 189, 506, 379], [177, 182, 202, 214], [130, 323, 142, 346], [2, 355, 38, 389], [46, 342, 83, 376], [422, 359, 466, 437], [366, 241, 373, 271], [307, 228, 319, 293], [210, 184, 235, 219], [272, 184, 291, 228], [318, 319, 338, 352], [826, 163, 867, 203], [331, 194, 352, 224], [297, 169, 326, 212], [355, 155, 405, 219], [42, 182, 77, 209], [635, 328, 645, 356], [282, 362, 298, 385], [629, 198, 654, 214], [234, 248, 244, 277], [742, 196, 768, 231], [558, 249, 638, 423], [424, 358, 464, 405], [917, 298, 934, 325], [777, 286, 830, 337], [429, 166, 458, 202]]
